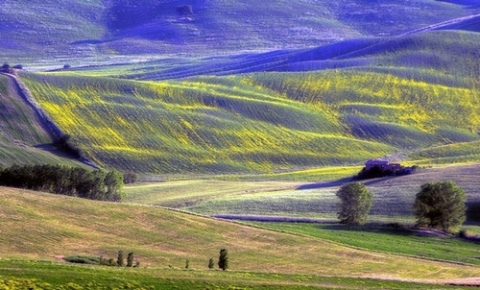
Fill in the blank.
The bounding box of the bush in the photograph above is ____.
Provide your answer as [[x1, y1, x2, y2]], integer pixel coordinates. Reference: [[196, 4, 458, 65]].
[[123, 171, 138, 184], [208, 258, 214, 269], [127, 252, 134, 267], [64, 255, 101, 264], [117, 250, 125, 267]]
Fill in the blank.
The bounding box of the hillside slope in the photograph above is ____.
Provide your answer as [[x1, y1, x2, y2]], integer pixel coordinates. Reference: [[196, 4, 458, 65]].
[[1, 0, 480, 65], [0, 74, 85, 168], [1, 186, 479, 281], [19, 28, 480, 173]]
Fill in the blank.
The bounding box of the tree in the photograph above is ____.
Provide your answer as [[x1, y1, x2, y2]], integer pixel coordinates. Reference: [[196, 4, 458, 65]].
[[414, 181, 466, 232], [185, 259, 189, 269], [208, 258, 214, 269], [127, 252, 134, 267], [176, 5, 193, 17], [117, 250, 124, 267], [218, 248, 228, 271], [336, 182, 373, 225]]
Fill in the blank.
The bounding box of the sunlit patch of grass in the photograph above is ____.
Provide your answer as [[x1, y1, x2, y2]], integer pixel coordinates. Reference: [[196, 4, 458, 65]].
[[2, 187, 480, 282], [21, 72, 395, 173]]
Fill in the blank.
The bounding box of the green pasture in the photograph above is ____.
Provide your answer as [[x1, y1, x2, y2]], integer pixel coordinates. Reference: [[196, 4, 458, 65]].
[[2, 187, 480, 283], [124, 164, 480, 224], [252, 222, 480, 266], [0, 260, 468, 290]]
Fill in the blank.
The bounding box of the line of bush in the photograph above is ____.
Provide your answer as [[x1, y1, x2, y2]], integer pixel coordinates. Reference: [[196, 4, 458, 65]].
[[0, 164, 125, 201]]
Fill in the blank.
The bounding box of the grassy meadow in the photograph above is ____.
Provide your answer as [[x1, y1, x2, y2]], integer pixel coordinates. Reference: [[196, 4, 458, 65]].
[[3, 0, 480, 65], [1, 186, 480, 289], [0, 75, 85, 168], [123, 164, 480, 224], [20, 46, 480, 173]]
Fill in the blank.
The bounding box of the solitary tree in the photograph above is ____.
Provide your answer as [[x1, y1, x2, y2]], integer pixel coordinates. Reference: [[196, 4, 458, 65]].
[[218, 248, 228, 271], [414, 181, 466, 232], [336, 182, 373, 225]]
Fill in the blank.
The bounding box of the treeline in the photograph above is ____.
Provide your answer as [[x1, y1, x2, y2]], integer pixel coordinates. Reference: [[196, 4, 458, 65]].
[[0, 164, 124, 201]]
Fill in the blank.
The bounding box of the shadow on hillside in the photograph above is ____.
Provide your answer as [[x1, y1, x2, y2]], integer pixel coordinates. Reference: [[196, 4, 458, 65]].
[[296, 177, 353, 190], [317, 223, 419, 236], [33, 143, 78, 158]]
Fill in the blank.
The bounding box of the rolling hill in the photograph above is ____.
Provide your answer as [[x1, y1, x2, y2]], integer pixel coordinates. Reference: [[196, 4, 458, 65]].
[[1, 2, 480, 172], [1, 0, 480, 66], [1, 186, 479, 285], [15, 26, 480, 173], [0, 74, 86, 168]]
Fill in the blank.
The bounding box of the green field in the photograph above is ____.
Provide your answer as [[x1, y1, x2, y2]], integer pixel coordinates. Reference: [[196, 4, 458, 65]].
[[0, 75, 86, 168], [1, 186, 480, 289], [124, 164, 480, 224], [252, 222, 480, 266], [2, 260, 471, 290]]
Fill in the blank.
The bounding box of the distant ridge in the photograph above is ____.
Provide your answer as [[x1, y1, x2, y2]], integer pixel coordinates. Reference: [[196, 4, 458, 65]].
[[403, 13, 480, 35]]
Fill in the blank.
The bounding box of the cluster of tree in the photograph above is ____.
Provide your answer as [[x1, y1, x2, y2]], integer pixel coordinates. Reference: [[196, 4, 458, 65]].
[[336, 181, 466, 233], [65, 251, 139, 267], [0, 164, 125, 201], [1, 63, 22, 73]]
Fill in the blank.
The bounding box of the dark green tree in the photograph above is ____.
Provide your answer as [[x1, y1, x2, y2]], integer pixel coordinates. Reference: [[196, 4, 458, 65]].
[[218, 248, 228, 271], [185, 259, 189, 269], [414, 181, 466, 232], [208, 258, 214, 269], [176, 5, 193, 16], [336, 182, 373, 225], [117, 250, 124, 267], [104, 169, 124, 201], [127, 252, 134, 267]]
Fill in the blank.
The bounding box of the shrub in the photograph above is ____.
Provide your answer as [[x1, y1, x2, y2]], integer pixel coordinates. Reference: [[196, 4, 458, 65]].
[[208, 258, 214, 269], [123, 171, 138, 184], [127, 252, 134, 267], [117, 250, 125, 266], [64, 255, 101, 264]]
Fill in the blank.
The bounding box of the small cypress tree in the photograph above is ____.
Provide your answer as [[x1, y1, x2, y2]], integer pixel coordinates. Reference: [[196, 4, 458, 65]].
[[117, 250, 124, 267], [208, 258, 214, 269], [218, 248, 228, 271], [127, 252, 134, 267], [185, 259, 189, 269]]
